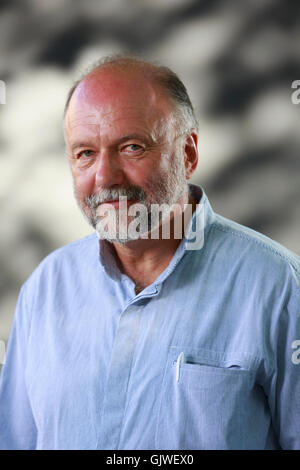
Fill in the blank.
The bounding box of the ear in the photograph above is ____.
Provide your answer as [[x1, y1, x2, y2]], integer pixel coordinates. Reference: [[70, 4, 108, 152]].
[[183, 131, 198, 180]]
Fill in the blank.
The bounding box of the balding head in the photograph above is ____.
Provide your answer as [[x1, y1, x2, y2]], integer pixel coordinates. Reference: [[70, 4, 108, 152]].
[[64, 54, 198, 135]]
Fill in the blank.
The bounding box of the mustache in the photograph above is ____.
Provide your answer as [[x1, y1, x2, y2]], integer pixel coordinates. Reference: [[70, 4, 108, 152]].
[[85, 186, 147, 210]]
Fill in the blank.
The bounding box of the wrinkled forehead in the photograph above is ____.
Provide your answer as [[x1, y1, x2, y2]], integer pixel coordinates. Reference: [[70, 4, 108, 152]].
[[64, 69, 176, 137]]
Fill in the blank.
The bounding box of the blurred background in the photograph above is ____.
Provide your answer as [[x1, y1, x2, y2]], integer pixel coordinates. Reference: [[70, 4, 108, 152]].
[[0, 0, 299, 357]]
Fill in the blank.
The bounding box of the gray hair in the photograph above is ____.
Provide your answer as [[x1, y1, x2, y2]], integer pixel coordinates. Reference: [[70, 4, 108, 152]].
[[64, 54, 198, 135]]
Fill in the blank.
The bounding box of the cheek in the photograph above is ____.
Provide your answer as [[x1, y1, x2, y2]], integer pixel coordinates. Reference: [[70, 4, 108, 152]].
[[71, 166, 95, 198], [119, 162, 151, 188], [125, 152, 169, 183]]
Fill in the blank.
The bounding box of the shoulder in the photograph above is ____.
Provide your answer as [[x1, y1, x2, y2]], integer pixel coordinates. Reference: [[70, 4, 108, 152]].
[[209, 213, 300, 293], [22, 232, 99, 293]]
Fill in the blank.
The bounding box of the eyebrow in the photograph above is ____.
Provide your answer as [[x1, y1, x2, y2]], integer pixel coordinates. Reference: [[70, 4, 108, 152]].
[[70, 142, 91, 151], [117, 134, 153, 144], [69, 134, 154, 152]]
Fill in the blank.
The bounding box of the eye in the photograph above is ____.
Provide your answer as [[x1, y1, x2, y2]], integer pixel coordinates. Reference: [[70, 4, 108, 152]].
[[77, 149, 95, 159], [121, 143, 145, 156], [127, 144, 141, 151]]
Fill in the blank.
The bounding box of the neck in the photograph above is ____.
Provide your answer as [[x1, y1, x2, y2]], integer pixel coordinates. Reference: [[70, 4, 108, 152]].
[[111, 191, 198, 293]]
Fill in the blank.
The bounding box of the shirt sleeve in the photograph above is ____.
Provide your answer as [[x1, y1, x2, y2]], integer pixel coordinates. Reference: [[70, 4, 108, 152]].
[[266, 261, 300, 449], [0, 285, 38, 450]]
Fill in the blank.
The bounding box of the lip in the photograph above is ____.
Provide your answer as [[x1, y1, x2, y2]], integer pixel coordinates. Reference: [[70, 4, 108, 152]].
[[100, 199, 137, 209]]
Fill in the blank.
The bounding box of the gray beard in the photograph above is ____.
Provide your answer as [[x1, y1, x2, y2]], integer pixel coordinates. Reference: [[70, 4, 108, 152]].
[[74, 151, 188, 244]]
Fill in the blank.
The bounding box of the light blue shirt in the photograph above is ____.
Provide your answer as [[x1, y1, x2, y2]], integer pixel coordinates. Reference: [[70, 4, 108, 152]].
[[0, 184, 300, 450]]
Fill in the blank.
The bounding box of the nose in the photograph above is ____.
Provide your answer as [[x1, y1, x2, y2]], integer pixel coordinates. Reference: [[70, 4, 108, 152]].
[[95, 148, 125, 188]]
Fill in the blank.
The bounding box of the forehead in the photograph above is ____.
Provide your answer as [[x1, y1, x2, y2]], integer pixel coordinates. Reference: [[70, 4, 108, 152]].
[[64, 68, 175, 137]]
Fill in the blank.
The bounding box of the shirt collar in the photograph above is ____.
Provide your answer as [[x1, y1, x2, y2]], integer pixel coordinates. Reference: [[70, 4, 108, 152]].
[[97, 183, 216, 283]]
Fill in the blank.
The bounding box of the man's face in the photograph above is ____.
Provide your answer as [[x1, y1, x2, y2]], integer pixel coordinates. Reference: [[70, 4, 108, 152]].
[[64, 68, 189, 243]]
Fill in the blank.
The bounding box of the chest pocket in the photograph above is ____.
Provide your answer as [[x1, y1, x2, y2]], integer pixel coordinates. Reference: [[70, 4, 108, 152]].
[[155, 346, 266, 450]]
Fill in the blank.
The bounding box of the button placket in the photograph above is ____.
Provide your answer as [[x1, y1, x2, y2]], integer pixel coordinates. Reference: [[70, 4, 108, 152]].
[[96, 305, 140, 449]]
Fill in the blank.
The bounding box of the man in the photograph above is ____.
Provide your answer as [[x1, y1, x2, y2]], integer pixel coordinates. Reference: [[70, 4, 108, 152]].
[[0, 55, 299, 450]]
